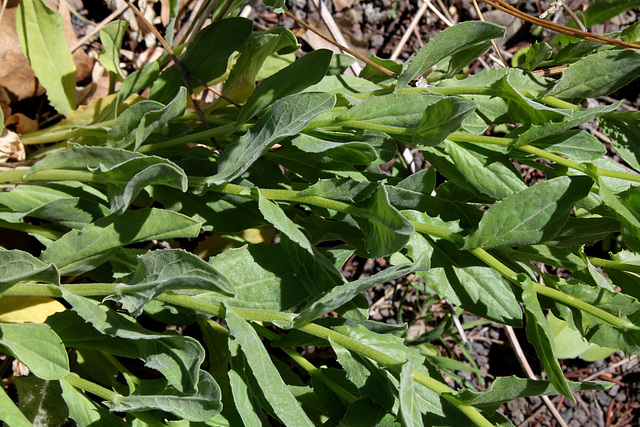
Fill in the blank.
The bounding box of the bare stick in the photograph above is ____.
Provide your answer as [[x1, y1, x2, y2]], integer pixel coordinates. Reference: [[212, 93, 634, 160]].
[[71, 3, 129, 52], [390, 1, 428, 61], [123, 0, 221, 150], [424, 0, 453, 27], [284, 11, 397, 78], [471, 0, 507, 68], [504, 325, 570, 427], [479, 0, 640, 50]]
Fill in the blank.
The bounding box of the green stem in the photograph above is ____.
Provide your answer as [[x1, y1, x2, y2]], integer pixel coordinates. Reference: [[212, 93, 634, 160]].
[[0, 219, 63, 241], [253, 324, 357, 404], [63, 374, 119, 401], [296, 322, 493, 427], [588, 257, 640, 274]]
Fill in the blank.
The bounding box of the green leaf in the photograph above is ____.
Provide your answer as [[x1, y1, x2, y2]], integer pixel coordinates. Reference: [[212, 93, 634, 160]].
[[0, 323, 69, 380], [548, 312, 615, 360], [60, 291, 205, 394], [352, 183, 415, 257], [14, 377, 67, 426], [258, 194, 346, 296], [12, 197, 111, 230], [106, 249, 234, 317], [516, 42, 552, 71], [530, 130, 606, 161], [208, 92, 336, 185], [335, 93, 444, 128], [339, 396, 388, 426], [399, 358, 423, 427], [621, 20, 640, 43], [519, 275, 574, 400], [505, 245, 586, 271], [206, 243, 311, 311], [220, 28, 298, 106], [464, 176, 593, 250], [492, 74, 572, 124], [444, 140, 527, 200], [0, 386, 32, 427], [59, 377, 127, 427], [0, 249, 59, 288], [227, 339, 270, 426], [595, 174, 640, 252], [40, 208, 200, 276], [411, 97, 477, 147], [107, 87, 188, 150], [225, 306, 314, 426], [24, 146, 189, 214], [150, 17, 253, 104], [293, 260, 417, 326], [511, 103, 618, 147], [581, 0, 640, 27], [450, 375, 610, 412], [290, 133, 377, 164], [16, 0, 76, 116], [395, 21, 505, 90], [98, 20, 128, 78], [547, 276, 640, 355], [414, 233, 523, 326], [234, 49, 332, 130], [600, 118, 640, 173], [546, 50, 640, 100], [106, 370, 222, 422]]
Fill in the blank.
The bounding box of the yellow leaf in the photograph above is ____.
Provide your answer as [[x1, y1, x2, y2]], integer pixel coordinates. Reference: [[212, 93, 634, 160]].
[[0, 296, 65, 323]]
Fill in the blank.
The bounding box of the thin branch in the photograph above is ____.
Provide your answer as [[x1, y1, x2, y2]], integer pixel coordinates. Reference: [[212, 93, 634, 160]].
[[186, 72, 243, 109], [391, 1, 428, 61], [123, 0, 221, 150], [284, 11, 397, 78], [479, 0, 640, 50]]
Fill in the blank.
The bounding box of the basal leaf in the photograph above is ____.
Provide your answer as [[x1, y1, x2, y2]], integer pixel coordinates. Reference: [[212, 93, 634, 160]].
[[548, 312, 615, 360], [98, 20, 128, 78], [352, 183, 415, 257], [581, 0, 640, 27], [464, 176, 592, 250], [150, 17, 253, 104], [0, 249, 59, 289], [0, 323, 69, 380], [107, 87, 187, 150], [234, 48, 332, 130], [505, 245, 586, 271], [519, 275, 574, 400], [106, 370, 222, 422], [546, 50, 640, 100], [208, 92, 336, 185], [225, 306, 314, 426], [411, 97, 477, 146], [395, 21, 505, 90], [595, 174, 640, 252], [40, 208, 200, 275], [0, 296, 65, 323], [107, 249, 234, 317], [450, 375, 610, 412], [16, 0, 76, 116], [61, 291, 205, 394]]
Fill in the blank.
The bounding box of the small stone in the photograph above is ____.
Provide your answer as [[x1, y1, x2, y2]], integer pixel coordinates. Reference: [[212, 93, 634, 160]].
[[370, 34, 384, 47], [615, 391, 626, 402]]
